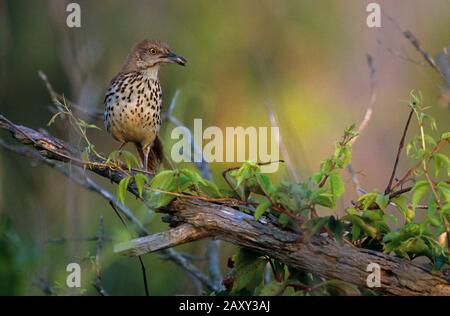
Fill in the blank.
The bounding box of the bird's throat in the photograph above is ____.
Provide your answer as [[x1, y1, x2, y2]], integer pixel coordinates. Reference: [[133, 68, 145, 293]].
[[145, 66, 160, 80]]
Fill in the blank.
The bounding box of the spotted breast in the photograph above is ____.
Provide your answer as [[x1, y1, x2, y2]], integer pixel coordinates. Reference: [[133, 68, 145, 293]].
[[104, 71, 162, 151]]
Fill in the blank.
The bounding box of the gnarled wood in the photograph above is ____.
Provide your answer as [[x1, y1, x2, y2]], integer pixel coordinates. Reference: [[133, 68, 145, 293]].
[[115, 199, 450, 296], [1, 114, 449, 296]]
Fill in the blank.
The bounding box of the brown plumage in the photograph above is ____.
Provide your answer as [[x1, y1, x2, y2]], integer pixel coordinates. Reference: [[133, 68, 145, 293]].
[[103, 39, 186, 172]]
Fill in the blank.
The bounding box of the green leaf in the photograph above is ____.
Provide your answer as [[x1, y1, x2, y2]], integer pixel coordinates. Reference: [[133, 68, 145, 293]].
[[441, 132, 450, 140], [351, 223, 361, 242], [342, 214, 378, 239], [411, 180, 429, 210], [327, 216, 345, 242], [146, 191, 176, 209], [319, 159, 334, 175], [302, 216, 330, 240], [278, 214, 290, 226], [117, 176, 132, 204], [311, 171, 324, 184], [433, 153, 450, 177], [397, 237, 428, 257], [329, 171, 345, 202], [254, 198, 272, 220], [231, 249, 265, 293], [121, 151, 140, 171], [436, 182, 450, 202], [256, 173, 275, 196], [234, 161, 259, 188], [134, 173, 149, 197], [150, 170, 176, 189], [375, 194, 389, 211], [257, 281, 285, 296], [310, 188, 334, 208], [180, 168, 203, 185], [147, 170, 179, 209], [321, 280, 360, 296], [392, 196, 414, 222], [47, 111, 64, 126], [78, 119, 101, 130], [357, 192, 378, 210], [198, 179, 222, 198]]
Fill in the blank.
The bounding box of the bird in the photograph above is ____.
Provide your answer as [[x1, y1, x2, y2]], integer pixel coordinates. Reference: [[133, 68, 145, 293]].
[[103, 39, 187, 172]]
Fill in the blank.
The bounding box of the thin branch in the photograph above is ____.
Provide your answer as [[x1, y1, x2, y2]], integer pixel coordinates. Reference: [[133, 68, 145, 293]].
[[350, 54, 377, 145], [44, 236, 113, 244], [347, 164, 365, 196], [162, 90, 212, 180], [137, 256, 150, 296], [376, 38, 428, 68], [264, 101, 300, 183], [383, 11, 446, 80], [402, 31, 446, 80], [384, 108, 414, 194], [207, 240, 222, 288], [92, 216, 108, 296], [348, 54, 377, 196], [389, 139, 449, 192], [38, 71, 103, 122], [106, 202, 150, 296]]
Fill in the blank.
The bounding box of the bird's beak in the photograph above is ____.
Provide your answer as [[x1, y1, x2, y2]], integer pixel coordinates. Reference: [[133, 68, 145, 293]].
[[164, 52, 187, 66]]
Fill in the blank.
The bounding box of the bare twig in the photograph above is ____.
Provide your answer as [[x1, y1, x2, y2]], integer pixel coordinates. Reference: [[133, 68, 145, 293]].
[[347, 54, 377, 196], [92, 216, 108, 296], [207, 240, 222, 288], [44, 236, 113, 244], [162, 90, 212, 180], [106, 202, 150, 296], [383, 11, 446, 80], [376, 38, 428, 68], [350, 55, 377, 145], [402, 31, 446, 80], [347, 164, 365, 196], [384, 108, 414, 194], [137, 256, 150, 296], [264, 101, 299, 183], [38, 71, 104, 122]]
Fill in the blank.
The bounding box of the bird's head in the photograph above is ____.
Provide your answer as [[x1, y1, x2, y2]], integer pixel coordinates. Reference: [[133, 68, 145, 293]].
[[123, 39, 187, 73]]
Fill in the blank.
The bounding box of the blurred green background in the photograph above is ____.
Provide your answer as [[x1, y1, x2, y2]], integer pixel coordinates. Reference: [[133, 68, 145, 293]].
[[0, 0, 449, 295]]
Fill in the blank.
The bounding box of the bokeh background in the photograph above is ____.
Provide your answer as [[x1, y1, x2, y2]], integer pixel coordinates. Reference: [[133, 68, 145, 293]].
[[0, 0, 449, 295]]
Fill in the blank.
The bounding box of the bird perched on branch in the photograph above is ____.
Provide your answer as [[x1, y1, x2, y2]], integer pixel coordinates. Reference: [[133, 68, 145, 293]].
[[103, 39, 187, 172]]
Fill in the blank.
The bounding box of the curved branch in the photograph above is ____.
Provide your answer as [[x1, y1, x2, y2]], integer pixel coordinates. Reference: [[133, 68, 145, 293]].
[[1, 114, 449, 296], [116, 199, 450, 296]]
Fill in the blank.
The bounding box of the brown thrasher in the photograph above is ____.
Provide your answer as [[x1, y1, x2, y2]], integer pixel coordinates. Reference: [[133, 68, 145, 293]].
[[103, 39, 186, 172]]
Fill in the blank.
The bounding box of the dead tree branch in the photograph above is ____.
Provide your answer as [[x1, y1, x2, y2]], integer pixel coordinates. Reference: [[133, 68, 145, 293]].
[[1, 115, 449, 295], [114, 199, 450, 296]]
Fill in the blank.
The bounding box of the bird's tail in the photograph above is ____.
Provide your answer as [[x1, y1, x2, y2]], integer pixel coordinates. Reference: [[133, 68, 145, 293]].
[[135, 136, 164, 172]]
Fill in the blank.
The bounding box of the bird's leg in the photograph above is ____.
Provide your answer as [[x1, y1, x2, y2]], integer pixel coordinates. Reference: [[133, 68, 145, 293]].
[[118, 142, 127, 153], [142, 145, 151, 172], [117, 142, 127, 159]]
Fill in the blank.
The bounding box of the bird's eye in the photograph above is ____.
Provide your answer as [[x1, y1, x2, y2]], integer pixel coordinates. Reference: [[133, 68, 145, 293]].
[[149, 48, 157, 55]]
